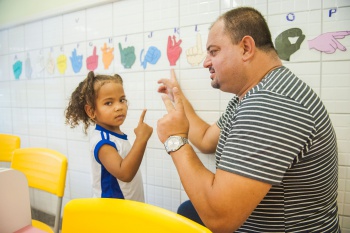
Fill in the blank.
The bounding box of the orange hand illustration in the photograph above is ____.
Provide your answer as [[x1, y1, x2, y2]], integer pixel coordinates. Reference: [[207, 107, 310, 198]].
[[167, 35, 182, 66], [101, 43, 114, 69], [186, 33, 206, 66]]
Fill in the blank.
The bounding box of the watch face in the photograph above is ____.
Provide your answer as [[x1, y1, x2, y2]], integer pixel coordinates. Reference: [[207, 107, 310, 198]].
[[165, 136, 188, 153], [168, 137, 180, 151]]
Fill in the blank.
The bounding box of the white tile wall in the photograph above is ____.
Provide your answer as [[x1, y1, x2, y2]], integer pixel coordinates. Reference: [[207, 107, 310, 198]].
[[0, 0, 349, 230], [113, 0, 144, 36]]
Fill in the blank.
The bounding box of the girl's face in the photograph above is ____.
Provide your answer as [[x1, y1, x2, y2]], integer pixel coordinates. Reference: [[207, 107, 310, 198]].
[[91, 81, 128, 133]]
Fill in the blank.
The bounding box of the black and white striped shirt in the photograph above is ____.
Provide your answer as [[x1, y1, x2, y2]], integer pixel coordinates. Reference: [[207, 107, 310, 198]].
[[216, 66, 339, 232]]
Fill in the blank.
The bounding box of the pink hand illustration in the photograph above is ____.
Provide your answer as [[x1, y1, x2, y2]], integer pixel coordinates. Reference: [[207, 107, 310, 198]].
[[308, 31, 350, 54], [167, 35, 182, 66], [86, 46, 98, 71], [101, 43, 114, 69], [186, 33, 206, 66]]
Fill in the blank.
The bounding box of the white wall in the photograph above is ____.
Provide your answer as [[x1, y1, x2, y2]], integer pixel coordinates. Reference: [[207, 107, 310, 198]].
[[0, 0, 349, 231]]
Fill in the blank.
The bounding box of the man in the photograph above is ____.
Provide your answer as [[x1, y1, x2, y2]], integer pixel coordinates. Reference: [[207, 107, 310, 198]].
[[157, 7, 340, 233]]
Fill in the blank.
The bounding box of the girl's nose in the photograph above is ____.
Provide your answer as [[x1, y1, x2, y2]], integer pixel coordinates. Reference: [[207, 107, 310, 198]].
[[114, 103, 122, 111]]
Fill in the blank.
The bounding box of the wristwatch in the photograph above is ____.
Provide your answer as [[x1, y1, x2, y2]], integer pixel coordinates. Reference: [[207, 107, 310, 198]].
[[164, 136, 189, 154]]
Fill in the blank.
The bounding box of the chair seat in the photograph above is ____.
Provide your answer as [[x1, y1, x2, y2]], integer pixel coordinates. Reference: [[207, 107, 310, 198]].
[[61, 198, 212, 233], [32, 219, 54, 233]]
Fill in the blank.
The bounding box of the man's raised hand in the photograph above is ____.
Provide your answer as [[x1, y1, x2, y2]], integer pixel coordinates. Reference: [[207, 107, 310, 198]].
[[157, 87, 189, 143]]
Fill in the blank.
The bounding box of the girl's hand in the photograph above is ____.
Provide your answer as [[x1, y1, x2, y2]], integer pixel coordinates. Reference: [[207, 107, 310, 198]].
[[134, 109, 153, 142]]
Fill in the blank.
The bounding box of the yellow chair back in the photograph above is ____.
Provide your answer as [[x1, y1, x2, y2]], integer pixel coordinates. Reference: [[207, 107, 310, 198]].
[[11, 148, 68, 233], [61, 198, 212, 233], [0, 133, 20, 163]]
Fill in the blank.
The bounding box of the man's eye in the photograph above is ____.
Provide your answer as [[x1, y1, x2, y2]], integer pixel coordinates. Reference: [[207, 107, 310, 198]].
[[210, 50, 217, 56]]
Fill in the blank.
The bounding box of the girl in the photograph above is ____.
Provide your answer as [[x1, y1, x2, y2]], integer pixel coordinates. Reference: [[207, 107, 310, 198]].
[[65, 71, 153, 202]]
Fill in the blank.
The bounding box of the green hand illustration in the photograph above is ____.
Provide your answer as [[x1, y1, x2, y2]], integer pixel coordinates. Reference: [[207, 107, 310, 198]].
[[275, 28, 305, 61], [118, 42, 136, 69]]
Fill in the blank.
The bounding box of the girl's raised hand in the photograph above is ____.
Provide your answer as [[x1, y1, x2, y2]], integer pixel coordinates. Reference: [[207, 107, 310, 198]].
[[134, 109, 153, 142]]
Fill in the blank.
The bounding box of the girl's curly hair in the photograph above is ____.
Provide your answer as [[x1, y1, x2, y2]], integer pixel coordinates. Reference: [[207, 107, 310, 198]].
[[64, 71, 123, 134]]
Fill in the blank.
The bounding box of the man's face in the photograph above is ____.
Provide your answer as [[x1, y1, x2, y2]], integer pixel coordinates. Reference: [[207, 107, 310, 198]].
[[203, 20, 244, 94]]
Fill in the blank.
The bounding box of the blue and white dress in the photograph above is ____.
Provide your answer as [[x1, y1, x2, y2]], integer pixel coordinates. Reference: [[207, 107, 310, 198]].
[[90, 124, 144, 202]]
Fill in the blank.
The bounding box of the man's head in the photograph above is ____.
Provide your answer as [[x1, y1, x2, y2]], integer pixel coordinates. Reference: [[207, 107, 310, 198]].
[[203, 7, 281, 98], [214, 7, 276, 53]]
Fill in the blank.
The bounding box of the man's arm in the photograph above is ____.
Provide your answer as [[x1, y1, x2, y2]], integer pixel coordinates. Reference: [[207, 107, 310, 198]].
[[158, 69, 220, 153], [157, 88, 271, 233]]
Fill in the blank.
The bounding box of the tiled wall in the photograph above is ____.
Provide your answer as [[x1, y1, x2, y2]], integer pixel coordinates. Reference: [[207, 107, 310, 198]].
[[0, 0, 349, 231]]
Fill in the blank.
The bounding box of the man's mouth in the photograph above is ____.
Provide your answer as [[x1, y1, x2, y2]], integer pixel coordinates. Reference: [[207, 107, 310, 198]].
[[209, 67, 215, 74], [209, 67, 215, 79]]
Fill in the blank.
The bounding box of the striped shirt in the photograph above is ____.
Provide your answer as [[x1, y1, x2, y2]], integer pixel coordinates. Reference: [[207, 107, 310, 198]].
[[216, 66, 339, 232]]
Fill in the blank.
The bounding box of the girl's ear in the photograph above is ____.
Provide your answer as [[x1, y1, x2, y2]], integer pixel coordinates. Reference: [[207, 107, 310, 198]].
[[85, 104, 95, 120]]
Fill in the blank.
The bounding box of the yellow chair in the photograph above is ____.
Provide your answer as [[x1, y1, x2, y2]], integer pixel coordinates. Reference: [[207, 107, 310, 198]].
[[61, 198, 212, 233], [11, 148, 68, 233], [0, 133, 20, 164]]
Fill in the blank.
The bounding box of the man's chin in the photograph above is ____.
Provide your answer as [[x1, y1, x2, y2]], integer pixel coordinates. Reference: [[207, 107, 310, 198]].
[[211, 80, 220, 89]]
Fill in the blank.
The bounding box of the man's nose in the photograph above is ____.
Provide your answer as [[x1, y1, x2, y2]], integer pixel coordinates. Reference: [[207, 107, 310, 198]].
[[203, 55, 210, 68]]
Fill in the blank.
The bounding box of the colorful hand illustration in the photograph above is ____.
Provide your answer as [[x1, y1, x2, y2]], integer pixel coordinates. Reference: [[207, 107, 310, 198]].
[[186, 33, 206, 66], [34, 53, 45, 77], [25, 56, 32, 79], [86, 46, 98, 71], [101, 43, 114, 69], [308, 31, 350, 54], [275, 28, 305, 61], [35, 54, 45, 74], [46, 52, 55, 74], [57, 54, 67, 74], [70, 48, 83, 73], [140, 46, 161, 69], [167, 35, 182, 66], [118, 42, 136, 69], [13, 60, 22, 80]]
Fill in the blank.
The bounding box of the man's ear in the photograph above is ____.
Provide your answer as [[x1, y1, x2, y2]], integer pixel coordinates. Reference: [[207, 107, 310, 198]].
[[85, 104, 95, 120], [241, 36, 255, 62]]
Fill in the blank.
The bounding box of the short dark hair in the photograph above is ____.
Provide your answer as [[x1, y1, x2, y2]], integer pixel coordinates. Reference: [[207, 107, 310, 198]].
[[215, 7, 276, 52]]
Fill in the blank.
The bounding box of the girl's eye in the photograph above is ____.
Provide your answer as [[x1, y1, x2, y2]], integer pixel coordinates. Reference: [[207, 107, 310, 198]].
[[105, 102, 112, 106], [121, 99, 128, 104]]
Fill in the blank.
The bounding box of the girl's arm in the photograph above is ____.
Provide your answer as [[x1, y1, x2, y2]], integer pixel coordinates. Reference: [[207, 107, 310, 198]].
[[99, 109, 153, 182]]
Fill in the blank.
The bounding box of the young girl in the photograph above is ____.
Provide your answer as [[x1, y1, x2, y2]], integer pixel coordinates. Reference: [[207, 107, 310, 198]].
[[65, 71, 153, 202]]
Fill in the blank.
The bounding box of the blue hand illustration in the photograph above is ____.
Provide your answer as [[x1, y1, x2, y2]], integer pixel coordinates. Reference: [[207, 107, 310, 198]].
[[70, 48, 83, 73], [140, 46, 161, 69], [13, 60, 23, 80]]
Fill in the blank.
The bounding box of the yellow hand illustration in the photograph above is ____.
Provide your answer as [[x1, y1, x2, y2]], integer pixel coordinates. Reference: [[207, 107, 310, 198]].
[[101, 43, 114, 69], [57, 54, 67, 74]]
